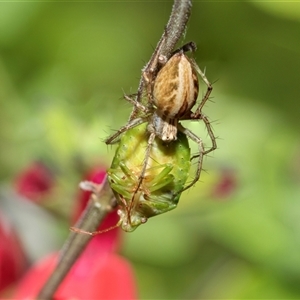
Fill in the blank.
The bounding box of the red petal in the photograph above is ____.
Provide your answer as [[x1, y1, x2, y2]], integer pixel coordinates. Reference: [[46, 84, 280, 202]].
[[14, 161, 54, 203], [72, 167, 106, 224], [14, 252, 138, 300], [0, 212, 27, 292]]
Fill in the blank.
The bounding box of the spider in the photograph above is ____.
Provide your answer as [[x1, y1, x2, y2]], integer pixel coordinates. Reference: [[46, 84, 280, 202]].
[[106, 41, 217, 198]]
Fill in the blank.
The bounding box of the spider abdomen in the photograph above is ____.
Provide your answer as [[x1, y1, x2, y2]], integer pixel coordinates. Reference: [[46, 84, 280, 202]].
[[153, 52, 199, 119]]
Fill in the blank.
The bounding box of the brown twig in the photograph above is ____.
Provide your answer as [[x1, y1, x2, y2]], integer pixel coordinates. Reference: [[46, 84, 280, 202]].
[[37, 1, 192, 299]]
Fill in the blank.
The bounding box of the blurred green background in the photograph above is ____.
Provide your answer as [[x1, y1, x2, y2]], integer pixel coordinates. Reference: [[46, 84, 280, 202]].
[[1, 1, 300, 299]]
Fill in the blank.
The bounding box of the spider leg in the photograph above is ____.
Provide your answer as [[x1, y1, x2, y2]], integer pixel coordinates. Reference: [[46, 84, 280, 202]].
[[142, 69, 155, 104], [105, 117, 146, 145], [190, 60, 213, 117], [172, 41, 197, 55], [128, 132, 156, 217], [179, 108, 217, 159], [189, 112, 217, 158], [200, 114, 217, 155], [124, 94, 149, 113], [177, 123, 205, 193]]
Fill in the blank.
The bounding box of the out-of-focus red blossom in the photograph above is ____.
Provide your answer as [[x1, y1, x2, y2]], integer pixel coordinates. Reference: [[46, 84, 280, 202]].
[[13, 167, 138, 299], [72, 166, 107, 224], [212, 169, 237, 199], [14, 248, 137, 300], [14, 161, 54, 203], [13, 247, 137, 299], [0, 212, 27, 293], [72, 166, 121, 255]]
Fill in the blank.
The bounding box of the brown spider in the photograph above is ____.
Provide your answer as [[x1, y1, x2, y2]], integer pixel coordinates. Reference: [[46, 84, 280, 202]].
[[106, 41, 217, 197]]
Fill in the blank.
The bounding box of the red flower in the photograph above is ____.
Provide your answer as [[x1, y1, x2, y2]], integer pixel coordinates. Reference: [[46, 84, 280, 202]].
[[13, 167, 138, 299], [212, 169, 237, 199], [0, 211, 27, 293], [13, 242, 137, 299], [14, 161, 54, 203], [72, 166, 107, 224]]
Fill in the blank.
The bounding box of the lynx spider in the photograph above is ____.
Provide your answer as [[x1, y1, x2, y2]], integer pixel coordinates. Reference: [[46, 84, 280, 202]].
[[106, 41, 217, 197]]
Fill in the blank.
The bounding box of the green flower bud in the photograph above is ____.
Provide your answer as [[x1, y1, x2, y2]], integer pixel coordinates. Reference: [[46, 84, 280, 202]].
[[108, 123, 191, 232]]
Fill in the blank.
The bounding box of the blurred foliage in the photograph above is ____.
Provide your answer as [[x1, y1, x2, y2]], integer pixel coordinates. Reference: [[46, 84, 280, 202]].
[[1, 1, 300, 299]]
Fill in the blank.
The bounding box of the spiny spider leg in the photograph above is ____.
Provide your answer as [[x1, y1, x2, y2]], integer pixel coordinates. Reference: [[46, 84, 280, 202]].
[[142, 69, 156, 105], [128, 132, 156, 220], [188, 112, 217, 160], [181, 60, 217, 159], [124, 94, 149, 114], [177, 123, 205, 193], [190, 60, 213, 117], [105, 117, 145, 145], [172, 41, 197, 55], [106, 92, 153, 145], [200, 114, 217, 155]]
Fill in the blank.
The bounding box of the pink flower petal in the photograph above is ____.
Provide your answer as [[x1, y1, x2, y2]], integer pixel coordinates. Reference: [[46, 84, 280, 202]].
[[14, 161, 54, 203], [0, 212, 27, 292], [14, 252, 137, 299]]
